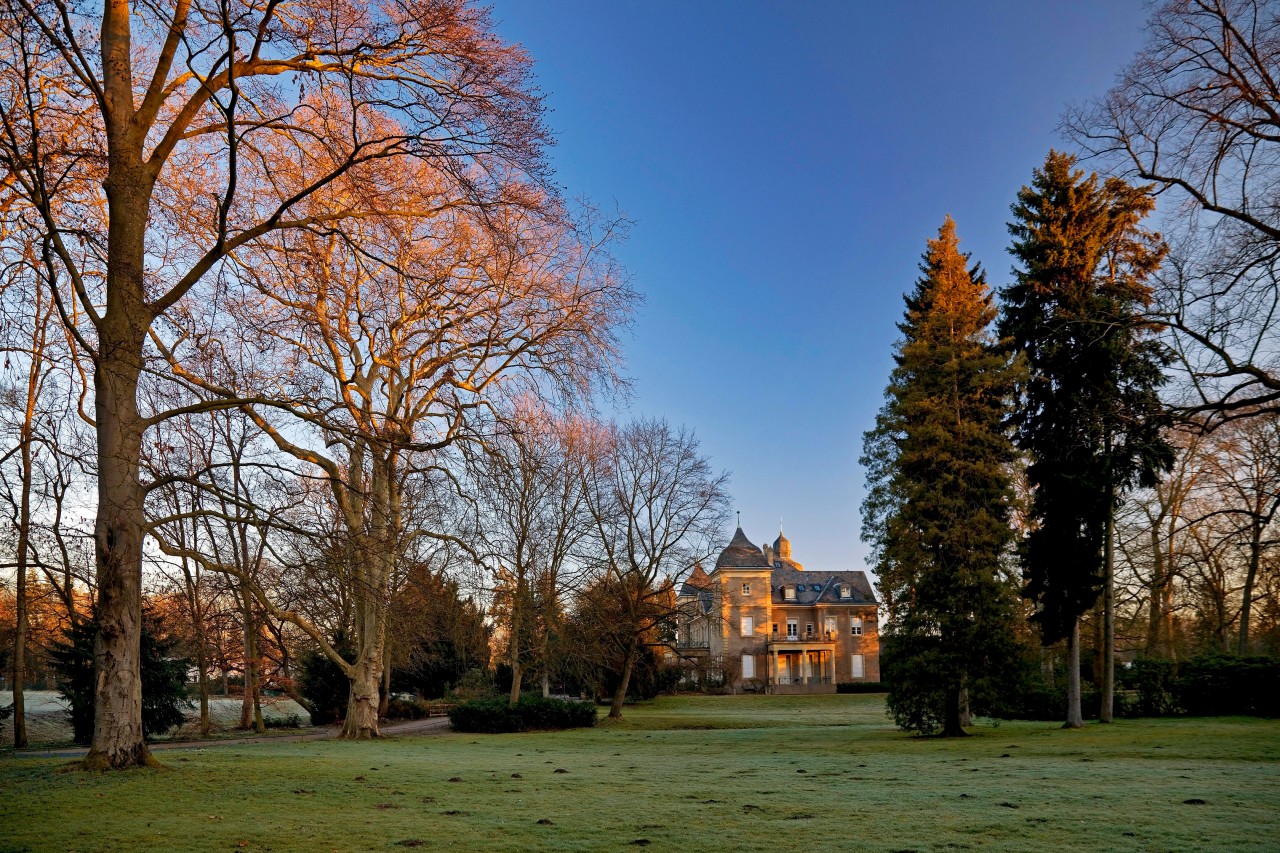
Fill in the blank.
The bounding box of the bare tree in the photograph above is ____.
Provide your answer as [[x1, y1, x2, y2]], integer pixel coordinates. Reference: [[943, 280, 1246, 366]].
[[581, 420, 730, 719], [0, 0, 551, 767], [472, 402, 595, 704], [1067, 0, 1280, 426]]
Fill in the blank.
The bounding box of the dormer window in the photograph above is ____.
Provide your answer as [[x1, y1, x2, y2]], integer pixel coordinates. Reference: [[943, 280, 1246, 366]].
[[783, 585, 796, 601], [840, 584, 851, 599]]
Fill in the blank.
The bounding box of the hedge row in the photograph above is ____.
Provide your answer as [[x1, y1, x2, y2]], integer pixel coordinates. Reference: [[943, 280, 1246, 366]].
[[836, 681, 887, 694], [448, 696, 598, 733]]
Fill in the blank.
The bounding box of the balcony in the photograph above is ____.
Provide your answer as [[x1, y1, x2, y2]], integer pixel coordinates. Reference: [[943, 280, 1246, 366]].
[[768, 630, 836, 644]]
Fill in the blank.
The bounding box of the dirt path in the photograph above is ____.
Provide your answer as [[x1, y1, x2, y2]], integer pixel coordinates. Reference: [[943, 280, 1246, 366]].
[[7, 716, 452, 760]]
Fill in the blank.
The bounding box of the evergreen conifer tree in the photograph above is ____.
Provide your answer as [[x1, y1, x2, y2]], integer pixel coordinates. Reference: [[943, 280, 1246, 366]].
[[1000, 151, 1173, 727], [862, 216, 1024, 737]]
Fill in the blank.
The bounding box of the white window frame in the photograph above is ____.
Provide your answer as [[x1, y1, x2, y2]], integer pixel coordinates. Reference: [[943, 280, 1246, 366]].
[[742, 653, 755, 679], [840, 584, 851, 599], [786, 619, 798, 639], [741, 582, 751, 596], [740, 615, 754, 637], [783, 585, 796, 601], [851, 653, 865, 679], [824, 617, 838, 636]]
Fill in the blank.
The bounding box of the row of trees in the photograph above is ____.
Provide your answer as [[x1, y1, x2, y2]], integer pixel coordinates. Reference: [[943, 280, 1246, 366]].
[[0, 0, 731, 768], [864, 0, 1280, 735]]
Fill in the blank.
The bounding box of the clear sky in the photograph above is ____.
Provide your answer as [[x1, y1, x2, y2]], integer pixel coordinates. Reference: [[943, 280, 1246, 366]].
[[488, 1, 1152, 573]]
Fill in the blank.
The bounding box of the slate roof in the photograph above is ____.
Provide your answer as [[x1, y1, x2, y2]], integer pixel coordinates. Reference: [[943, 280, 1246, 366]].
[[715, 527, 771, 569], [770, 566, 877, 605], [678, 562, 713, 597]]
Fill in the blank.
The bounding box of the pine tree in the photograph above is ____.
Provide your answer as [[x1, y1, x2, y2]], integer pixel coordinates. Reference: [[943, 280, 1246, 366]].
[[862, 216, 1024, 737], [999, 151, 1173, 727]]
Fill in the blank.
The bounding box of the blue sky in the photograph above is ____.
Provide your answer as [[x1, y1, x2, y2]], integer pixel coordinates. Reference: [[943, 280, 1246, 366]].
[[488, 1, 1152, 572]]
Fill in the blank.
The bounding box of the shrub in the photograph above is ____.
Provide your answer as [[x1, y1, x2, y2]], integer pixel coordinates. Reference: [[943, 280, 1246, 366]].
[[836, 682, 887, 694], [384, 697, 432, 720], [297, 631, 355, 725], [448, 698, 524, 733], [448, 696, 597, 733], [264, 714, 303, 729]]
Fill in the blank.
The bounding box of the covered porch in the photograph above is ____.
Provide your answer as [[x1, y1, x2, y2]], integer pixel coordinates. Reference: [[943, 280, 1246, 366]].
[[765, 640, 836, 694]]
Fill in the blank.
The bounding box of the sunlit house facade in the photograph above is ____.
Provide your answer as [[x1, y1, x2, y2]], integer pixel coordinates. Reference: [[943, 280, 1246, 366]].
[[675, 528, 880, 693]]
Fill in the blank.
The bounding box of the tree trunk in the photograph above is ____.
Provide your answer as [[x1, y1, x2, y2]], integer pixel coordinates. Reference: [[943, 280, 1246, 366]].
[[196, 647, 211, 737], [942, 686, 968, 737], [541, 671, 550, 699], [1064, 618, 1084, 729], [1148, 526, 1164, 657], [239, 583, 258, 731], [12, 554, 26, 750], [958, 685, 972, 728], [1101, 497, 1115, 724], [608, 641, 637, 719], [508, 575, 524, 707], [341, 657, 382, 739], [85, 59, 159, 765], [341, 592, 385, 738], [85, 327, 152, 770], [12, 443, 31, 748], [379, 641, 392, 719], [1238, 525, 1262, 655]]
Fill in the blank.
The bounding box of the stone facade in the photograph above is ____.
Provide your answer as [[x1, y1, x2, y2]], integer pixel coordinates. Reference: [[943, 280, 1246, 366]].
[[676, 528, 880, 693]]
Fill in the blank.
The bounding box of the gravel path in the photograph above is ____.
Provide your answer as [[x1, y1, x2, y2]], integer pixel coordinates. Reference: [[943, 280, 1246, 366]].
[[7, 715, 452, 759]]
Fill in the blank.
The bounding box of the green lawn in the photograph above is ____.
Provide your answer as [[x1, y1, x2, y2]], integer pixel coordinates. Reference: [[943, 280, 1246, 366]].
[[2, 694, 1277, 852]]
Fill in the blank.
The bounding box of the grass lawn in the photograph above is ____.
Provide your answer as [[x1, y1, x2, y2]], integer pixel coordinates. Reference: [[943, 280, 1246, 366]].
[[1, 694, 1277, 852]]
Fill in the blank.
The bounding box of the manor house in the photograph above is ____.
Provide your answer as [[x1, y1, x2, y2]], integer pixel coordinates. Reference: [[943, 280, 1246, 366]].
[[675, 527, 880, 693]]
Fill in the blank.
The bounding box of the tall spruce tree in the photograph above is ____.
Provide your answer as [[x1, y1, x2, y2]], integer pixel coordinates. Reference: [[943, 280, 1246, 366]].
[[1000, 151, 1173, 727], [862, 216, 1024, 737]]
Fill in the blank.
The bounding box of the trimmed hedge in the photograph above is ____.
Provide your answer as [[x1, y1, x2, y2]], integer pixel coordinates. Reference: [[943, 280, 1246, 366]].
[[836, 682, 887, 694], [1172, 654, 1280, 717], [448, 696, 597, 733]]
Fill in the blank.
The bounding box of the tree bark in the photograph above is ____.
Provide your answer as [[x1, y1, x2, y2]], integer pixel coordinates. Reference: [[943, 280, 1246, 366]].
[[1101, 495, 1116, 724], [1064, 618, 1084, 729], [608, 641, 637, 719], [379, 641, 392, 719], [341, 657, 382, 739], [85, 327, 152, 769]]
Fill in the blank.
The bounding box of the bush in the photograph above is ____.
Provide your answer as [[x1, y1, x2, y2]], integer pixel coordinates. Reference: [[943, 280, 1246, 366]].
[[836, 682, 887, 694], [448, 668, 499, 701], [47, 608, 192, 744], [1173, 653, 1280, 717], [448, 696, 597, 733], [1119, 658, 1178, 717], [297, 631, 355, 725], [384, 697, 431, 720], [264, 714, 303, 729]]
